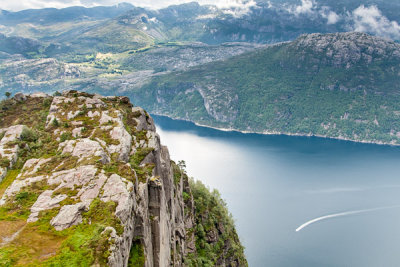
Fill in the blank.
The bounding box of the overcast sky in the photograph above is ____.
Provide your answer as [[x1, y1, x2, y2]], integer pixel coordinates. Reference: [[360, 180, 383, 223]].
[[0, 0, 255, 11]]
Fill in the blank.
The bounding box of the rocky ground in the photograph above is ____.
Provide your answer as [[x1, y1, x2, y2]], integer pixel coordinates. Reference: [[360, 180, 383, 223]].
[[0, 91, 247, 266]]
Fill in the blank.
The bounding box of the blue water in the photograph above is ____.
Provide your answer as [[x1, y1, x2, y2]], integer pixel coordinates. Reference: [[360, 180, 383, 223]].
[[153, 115, 400, 267]]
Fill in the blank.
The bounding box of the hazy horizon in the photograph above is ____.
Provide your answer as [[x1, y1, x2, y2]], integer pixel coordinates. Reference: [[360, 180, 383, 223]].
[[0, 0, 257, 12]]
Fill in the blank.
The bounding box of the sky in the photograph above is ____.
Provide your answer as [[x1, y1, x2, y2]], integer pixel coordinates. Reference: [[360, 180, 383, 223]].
[[0, 0, 256, 11], [0, 0, 399, 40]]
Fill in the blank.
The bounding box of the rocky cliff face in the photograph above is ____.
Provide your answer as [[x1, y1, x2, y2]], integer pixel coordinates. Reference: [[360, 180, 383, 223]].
[[0, 91, 247, 266], [287, 32, 400, 68]]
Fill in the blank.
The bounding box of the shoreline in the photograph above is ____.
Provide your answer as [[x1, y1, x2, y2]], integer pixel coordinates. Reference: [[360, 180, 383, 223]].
[[151, 113, 399, 147]]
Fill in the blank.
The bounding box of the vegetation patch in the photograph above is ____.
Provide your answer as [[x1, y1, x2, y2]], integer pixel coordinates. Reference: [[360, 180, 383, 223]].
[[0, 197, 123, 267], [91, 128, 120, 146], [129, 147, 154, 183], [103, 162, 136, 181], [184, 179, 247, 267], [0, 97, 50, 129], [128, 239, 145, 267]]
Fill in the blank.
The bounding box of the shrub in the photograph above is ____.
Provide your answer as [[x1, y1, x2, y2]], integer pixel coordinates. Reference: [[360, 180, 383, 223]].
[[52, 118, 59, 127], [42, 98, 51, 108], [0, 157, 10, 168], [60, 132, 72, 142], [20, 127, 38, 142]]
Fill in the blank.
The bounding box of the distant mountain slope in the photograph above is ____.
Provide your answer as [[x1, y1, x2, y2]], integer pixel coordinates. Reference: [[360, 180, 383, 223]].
[[0, 3, 135, 25], [0, 33, 43, 56], [1, 0, 400, 52], [131, 32, 400, 145], [0, 41, 258, 94]]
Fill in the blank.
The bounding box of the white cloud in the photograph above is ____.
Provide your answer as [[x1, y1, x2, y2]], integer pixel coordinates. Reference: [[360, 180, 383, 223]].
[[285, 0, 341, 25], [352, 5, 400, 40], [0, 0, 87, 11], [286, 0, 315, 16], [213, 0, 257, 17], [320, 7, 340, 25]]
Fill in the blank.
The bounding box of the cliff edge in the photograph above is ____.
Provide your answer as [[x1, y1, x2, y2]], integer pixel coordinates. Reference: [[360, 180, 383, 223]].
[[0, 91, 247, 266]]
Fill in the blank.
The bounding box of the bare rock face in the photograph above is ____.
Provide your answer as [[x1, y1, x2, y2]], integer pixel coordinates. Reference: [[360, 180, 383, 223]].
[[0, 125, 26, 182], [108, 126, 132, 162], [292, 32, 400, 68], [28, 190, 67, 222], [60, 138, 110, 164]]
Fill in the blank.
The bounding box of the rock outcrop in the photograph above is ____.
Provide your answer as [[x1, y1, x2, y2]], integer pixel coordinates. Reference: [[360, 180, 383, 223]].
[[0, 91, 247, 266]]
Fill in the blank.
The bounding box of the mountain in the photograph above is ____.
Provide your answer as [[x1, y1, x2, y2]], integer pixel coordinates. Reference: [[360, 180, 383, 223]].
[[0, 91, 247, 266], [0, 33, 44, 56], [130, 32, 400, 145], [1, 0, 400, 53], [0, 3, 135, 26], [0, 42, 259, 94]]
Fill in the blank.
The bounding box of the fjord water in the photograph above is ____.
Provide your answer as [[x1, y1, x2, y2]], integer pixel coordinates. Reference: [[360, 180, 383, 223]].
[[153, 115, 400, 267]]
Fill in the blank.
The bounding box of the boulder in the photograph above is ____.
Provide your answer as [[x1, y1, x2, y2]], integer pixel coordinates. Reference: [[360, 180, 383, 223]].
[[51, 202, 86, 231], [13, 92, 26, 102]]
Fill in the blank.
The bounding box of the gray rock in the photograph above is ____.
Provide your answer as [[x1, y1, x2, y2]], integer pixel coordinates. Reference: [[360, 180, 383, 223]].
[[51, 202, 86, 231], [28, 190, 68, 222], [101, 174, 134, 224], [48, 165, 98, 189], [77, 171, 108, 206], [0, 125, 25, 167], [108, 126, 132, 162], [13, 92, 26, 102], [72, 127, 84, 138], [67, 110, 80, 120], [86, 97, 106, 108], [88, 110, 100, 118], [0, 175, 45, 206], [60, 139, 110, 164], [30, 92, 49, 98]]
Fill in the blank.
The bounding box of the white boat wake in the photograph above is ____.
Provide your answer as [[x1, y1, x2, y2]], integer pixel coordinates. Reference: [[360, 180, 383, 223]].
[[295, 205, 400, 232]]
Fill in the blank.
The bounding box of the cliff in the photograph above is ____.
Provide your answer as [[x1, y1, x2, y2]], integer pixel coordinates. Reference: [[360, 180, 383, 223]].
[[0, 91, 247, 266]]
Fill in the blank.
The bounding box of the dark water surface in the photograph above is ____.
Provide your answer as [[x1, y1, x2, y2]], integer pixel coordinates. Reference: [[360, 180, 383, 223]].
[[153, 115, 400, 267]]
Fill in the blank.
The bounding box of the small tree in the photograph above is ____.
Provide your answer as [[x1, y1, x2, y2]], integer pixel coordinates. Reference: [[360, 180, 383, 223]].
[[178, 160, 187, 173], [52, 118, 59, 127], [5, 92, 11, 98]]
